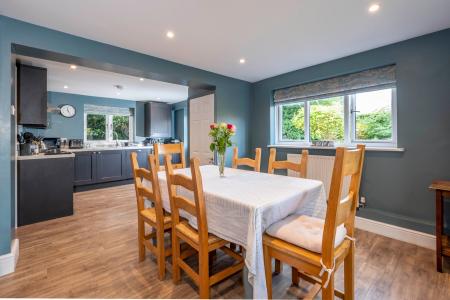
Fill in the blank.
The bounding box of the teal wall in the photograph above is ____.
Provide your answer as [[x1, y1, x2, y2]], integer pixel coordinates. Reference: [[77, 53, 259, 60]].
[[0, 16, 251, 255], [21, 91, 138, 139], [251, 29, 450, 234]]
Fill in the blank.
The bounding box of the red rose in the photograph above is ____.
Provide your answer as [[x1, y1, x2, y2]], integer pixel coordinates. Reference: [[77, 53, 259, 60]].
[[227, 124, 233, 129]]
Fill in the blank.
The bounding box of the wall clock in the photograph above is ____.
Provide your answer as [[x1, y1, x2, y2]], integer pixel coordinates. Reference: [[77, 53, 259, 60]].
[[59, 104, 76, 118]]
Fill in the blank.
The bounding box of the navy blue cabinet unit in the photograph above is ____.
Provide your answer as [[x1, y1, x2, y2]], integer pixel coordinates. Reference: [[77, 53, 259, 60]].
[[17, 64, 48, 128], [18, 157, 74, 226], [74, 149, 152, 187]]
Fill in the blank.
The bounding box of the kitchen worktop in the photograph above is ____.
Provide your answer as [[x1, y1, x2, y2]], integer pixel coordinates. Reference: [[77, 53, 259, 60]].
[[17, 145, 155, 160], [17, 153, 76, 160], [69, 145, 154, 152]]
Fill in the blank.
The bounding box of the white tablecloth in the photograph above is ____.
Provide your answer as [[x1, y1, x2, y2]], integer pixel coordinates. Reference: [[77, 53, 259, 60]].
[[156, 165, 327, 299]]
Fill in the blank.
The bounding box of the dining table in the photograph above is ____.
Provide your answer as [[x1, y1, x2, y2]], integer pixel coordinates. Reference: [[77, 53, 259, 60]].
[[155, 165, 327, 299]]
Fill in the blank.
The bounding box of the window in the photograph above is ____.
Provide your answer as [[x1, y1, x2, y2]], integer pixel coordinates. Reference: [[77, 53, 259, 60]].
[[85, 113, 133, 143], [275, 87, 397, 147], [352, 89, 393, 142]]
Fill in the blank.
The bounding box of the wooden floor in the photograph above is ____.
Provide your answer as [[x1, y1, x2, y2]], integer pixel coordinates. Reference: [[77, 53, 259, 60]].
[[0, 184, 449, 299]]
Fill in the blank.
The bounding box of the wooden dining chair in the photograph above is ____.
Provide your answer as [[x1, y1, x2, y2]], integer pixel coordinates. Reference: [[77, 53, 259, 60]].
[[263, 145, 365, 299], [232, 147, 262, 172], [268, 148, 308, 178], [154, 142, 185, 171], [165, 155, 244, 299], [131, 152, 172, 280]]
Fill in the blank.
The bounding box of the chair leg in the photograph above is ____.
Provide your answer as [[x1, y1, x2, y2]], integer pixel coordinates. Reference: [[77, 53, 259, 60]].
[[274, 259, 282, 274], [199, 248, 210, 299], [344, 244, 355, 300], [138, 218, 145, 262], [230, 243, 237, 251], [263, 244, 273, 299], [321, 272, 335, 300], [172, 231, 181, 284], [156, 227, 165, 280], [291, 267, 299, 286]]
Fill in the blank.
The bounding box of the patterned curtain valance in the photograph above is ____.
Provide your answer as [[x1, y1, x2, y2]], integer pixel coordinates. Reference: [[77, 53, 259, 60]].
[[273, 65, 396, 103], [84, 104, 133, 116]]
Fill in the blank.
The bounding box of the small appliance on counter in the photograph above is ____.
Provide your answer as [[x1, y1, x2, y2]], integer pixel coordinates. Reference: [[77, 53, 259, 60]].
[[18, 132, 39, 156], [165, 138, 181, 144], [69, 139, 84, 149], [142, 137, 165, 145], [42, 137, 61, 150]]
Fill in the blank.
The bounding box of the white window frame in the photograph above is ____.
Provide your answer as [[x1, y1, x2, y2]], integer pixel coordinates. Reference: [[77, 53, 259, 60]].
[[84, 113, 133, 144], [274, 87, 397, 148]]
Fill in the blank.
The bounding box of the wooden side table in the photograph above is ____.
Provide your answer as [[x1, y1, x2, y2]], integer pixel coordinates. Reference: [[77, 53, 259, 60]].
[[429, 180, 450, 272]]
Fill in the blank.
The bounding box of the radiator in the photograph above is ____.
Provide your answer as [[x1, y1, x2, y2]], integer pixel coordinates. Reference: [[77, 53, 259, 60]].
[[286, 154, 350, 198]]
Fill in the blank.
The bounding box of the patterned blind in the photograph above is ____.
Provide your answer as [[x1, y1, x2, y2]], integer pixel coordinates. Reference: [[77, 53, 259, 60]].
[[84, 104, 133, 116], [273, 65, 396, 103]]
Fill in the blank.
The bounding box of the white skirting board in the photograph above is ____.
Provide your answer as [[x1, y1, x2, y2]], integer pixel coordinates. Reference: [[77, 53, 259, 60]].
[[0, 239, 19, 277], [355, 216, 435, 250]]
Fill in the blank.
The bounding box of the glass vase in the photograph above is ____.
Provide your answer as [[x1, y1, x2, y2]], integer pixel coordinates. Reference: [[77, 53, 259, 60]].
[[217, 152, 225, 177]]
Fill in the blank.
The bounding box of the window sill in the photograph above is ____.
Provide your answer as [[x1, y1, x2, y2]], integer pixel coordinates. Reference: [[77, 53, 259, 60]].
[[267, 144, 405, 152]]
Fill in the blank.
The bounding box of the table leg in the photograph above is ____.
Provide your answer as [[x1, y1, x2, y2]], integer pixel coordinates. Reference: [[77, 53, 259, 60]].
[[436, 190, 443, 272], [243, 266, 253, 299]]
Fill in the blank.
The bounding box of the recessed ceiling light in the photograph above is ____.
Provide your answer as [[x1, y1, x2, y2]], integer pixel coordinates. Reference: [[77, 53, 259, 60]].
[[166, 31, 175, 39], [70, 64, 77, 70], [63, 85, 68, 89], [139, 78, 144, 81], [239, 58, 246, 64], [156, 97, 161, 100], [368, 3, 380, 13], [117, 92, 121, 96]]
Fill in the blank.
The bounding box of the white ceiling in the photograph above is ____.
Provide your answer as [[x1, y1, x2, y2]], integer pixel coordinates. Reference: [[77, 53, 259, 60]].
[[14, 55, 188, 103], [2, 0, 450, 82]]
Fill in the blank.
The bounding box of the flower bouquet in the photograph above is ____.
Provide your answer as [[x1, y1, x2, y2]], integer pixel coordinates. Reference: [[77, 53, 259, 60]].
[[209, 122, 236, 176]]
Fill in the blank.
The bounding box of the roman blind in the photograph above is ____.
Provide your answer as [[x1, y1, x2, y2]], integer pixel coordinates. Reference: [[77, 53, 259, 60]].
[[84, 104, 133, 116], [273, 65, 396, 103]]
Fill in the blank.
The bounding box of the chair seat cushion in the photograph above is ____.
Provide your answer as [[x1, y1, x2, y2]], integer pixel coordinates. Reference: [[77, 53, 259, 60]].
[[266, 214, 347, 253]]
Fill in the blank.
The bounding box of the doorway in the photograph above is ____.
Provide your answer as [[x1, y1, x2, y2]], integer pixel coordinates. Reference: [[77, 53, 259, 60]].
[[189, 93, 214, 165]]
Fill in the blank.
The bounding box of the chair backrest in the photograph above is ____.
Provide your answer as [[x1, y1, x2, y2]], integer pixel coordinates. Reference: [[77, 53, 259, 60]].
[[154, 143, 186, 171], [321, 145, 365, 264], [232, 147, 262, 172], [131, 152, 164, 224], [164, 155, 209, 244], [268, 148, 308, 178]]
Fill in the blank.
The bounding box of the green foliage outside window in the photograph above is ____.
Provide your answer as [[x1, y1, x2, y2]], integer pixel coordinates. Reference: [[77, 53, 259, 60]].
[[280, 96, 392, 142], [281, 104, 305, 140], [307, 97, 344, 141], [113, 115, 130, 140], [356, 108, 392, 140], [86, 114, 106, 140]]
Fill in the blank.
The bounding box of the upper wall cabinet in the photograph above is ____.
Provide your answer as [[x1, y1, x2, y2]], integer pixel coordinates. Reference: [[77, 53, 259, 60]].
[[17, 64, 48, 128], [144, 102, 171, 137]]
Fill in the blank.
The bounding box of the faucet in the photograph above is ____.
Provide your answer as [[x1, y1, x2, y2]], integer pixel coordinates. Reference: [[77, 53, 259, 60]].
[[113, 131, 120, 147]]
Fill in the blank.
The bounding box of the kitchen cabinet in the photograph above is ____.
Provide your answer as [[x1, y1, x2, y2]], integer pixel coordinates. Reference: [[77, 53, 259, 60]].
[[74, 151, 96, 185], [18, 157, 74, 226], [17, 63, 48, 127], [74, 148, 152, 186], [122, 148, 152, 179], [144, 102, 172, 137], [96, 150, 124, 183]]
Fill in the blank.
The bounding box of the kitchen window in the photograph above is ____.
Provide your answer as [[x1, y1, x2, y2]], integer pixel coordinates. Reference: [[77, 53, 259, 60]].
[[275, 87, 396, 147], [273, 65, 398, 148], [84, 105, 133, 144]]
